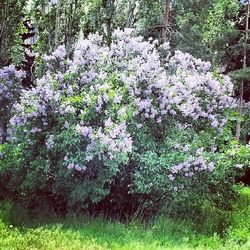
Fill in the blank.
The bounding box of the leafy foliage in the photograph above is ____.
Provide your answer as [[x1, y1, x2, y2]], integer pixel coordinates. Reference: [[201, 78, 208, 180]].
[[0, 0, 26, 67], [1, 30, 249, 216]]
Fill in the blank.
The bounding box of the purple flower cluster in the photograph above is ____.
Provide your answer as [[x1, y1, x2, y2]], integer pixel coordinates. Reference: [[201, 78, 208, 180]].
[[44, 45, 67, 61], [0, 65, 25, 136], [0, 65, 25, 115], [46, 29, 233, 129], [168, 156, 215, 182], [45, 134, 55, 149], [67, 162, 87, 172], [74, 121, 133, 164], [9, 75, 76, 134], [169, 50, 211, 73], [76, 125, 93, 138]]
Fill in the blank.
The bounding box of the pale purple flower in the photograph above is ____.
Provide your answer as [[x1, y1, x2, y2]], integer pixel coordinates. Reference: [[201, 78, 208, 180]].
[[114, 95, 122, 103], [183, 145, 189, 152], [75, 164, 82, 171], [211, 120, 219, 128], [46, 135, 55, 149], [137, 99, 151, 111], [136, 123, 143, 129], [64, 121, 69, 128], [43, 54, 55, 61], [52, 45, 66, 59], [104, 118, 113, 128], [188, 172, 194, 177], [156, 117, 162, 123], [76, 125, 92, 137], [168, 174, 175, 181], [196, 147, 204, 155], [64, 106, 75, 113], [235, 164, 243, 169], [169, 110, 177, 115], [68, 86, 73, 95], [85, 155, 93, 162], [117, 108, 126, 116], [207, 162, 215, 172], [211, 146, 217, 152], [67, 163, 74, 169], [30, 127, 42, 134]]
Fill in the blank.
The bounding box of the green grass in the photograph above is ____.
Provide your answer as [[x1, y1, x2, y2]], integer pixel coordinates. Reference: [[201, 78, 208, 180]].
[[0, 188, 249, 250]]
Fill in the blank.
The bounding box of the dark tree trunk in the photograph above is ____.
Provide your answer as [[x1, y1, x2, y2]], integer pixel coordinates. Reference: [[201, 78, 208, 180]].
[[102, 0, 115, 44], [162, 0, 170, 42], [0, 0, 9, 67], [1, 121, 8, 143], [235, 0, 250, 141]]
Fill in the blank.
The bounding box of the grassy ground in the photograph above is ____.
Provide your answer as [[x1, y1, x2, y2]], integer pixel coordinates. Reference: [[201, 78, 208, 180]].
[[0, 188, 249, 250]]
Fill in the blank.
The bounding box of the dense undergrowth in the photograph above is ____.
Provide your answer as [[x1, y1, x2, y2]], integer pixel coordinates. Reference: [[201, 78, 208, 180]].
[[0, 187, 249, 250]]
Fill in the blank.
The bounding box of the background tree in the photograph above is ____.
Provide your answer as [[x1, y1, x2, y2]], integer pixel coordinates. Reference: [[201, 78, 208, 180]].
[[0, 0, 26, 67], [233, 0, 250, 141], [31, 0, 85, 55]]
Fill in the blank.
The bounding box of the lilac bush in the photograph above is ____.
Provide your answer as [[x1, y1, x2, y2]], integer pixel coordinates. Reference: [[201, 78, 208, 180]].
[[3, 29, 248, 212], [0, 65, 25, 142], [0, 65, 25, 116]]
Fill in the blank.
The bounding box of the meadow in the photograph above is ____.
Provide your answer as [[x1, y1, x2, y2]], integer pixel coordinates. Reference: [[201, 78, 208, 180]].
[[0, 188, 249, 250]]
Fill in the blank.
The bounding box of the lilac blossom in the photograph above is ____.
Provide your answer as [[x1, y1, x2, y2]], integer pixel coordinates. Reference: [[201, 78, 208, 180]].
[[9, 29, 236, 177], [46, 135, 55, 149], [235, 164, 243, 169], [52, 45, 67, 60], [76, 125, 92, 138], [0, 65, 25, 123], [169, 155, 216, 181]]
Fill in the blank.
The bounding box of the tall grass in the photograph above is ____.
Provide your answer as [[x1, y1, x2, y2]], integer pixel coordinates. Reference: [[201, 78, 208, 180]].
[[0, 187, 249, 250]]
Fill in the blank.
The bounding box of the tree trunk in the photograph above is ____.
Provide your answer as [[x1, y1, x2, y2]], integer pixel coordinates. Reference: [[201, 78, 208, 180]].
[[54, 0, 61, 49], [65, 0, 75, 54], [1, 121, 8, 144], [0, 0, 9, 66], [235, 0, 250, 141], [102, 0, 115, 43], [126, 0, 137, 28], [162, 0, 170, 42]]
